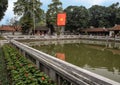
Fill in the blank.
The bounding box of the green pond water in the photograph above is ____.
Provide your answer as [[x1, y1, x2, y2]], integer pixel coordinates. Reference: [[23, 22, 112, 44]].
[[32, 42, 120, 83]]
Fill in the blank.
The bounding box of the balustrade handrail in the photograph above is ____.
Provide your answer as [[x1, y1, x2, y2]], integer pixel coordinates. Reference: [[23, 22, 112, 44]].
[[5, 35, 120, 42]]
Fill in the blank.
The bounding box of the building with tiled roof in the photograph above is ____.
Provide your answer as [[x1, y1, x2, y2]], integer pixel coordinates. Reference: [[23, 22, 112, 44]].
[[0, 25, 21, 35], [80, 27, 110, 36], [0, 25, 15, 31], [34, 26, 49, 35], [109, 25, 120, 31], [80, 25, 120, 36], [109, 25, 120, 37]]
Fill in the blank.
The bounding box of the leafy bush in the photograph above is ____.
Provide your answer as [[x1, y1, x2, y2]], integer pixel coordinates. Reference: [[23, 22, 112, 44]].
[[0, 48, 9, 85], [3, 44, 55, 85]]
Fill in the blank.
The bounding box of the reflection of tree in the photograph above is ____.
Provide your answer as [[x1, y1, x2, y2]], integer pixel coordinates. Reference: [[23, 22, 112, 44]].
[[33, 43, 120, 73], [71, 45, 120, 73]]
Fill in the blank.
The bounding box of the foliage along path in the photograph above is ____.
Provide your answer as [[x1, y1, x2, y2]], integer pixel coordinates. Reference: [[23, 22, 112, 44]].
[[0, 47, 9, 85], [2, 44, 55, 85]]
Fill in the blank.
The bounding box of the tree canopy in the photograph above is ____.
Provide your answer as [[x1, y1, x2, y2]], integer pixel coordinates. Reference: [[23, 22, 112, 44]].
[[13, 1, 120, 34], [64, 6, 89, 32], [64, 2, 120, 32], [46, 0, 63, 35], [14, 0, 43, 34], [0, 0, 8, 21], [46, 0, 63, 27]]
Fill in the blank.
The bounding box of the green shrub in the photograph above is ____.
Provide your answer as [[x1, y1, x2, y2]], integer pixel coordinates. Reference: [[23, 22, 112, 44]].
[[2, 44, 55, 85]]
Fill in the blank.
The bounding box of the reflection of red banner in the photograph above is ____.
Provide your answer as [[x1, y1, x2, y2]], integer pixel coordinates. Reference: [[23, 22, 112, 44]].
[[57, 13, 66, 26]]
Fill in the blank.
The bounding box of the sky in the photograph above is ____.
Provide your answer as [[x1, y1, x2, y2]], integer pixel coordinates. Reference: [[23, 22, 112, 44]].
[[0, 0, 120, 25]]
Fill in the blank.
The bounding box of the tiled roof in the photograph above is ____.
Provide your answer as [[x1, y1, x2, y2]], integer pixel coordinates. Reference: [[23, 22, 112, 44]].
[[81, 28, 109, 32], [80, 25, 120, 32], [0, 25, 15, 31], [109, 25, 120, 31], [0, 25, 21, 31]]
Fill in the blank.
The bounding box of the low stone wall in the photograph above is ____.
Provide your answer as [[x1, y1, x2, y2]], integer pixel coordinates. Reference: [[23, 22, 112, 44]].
[[0, 40, 9, 46], [5, 35, 120, 42]]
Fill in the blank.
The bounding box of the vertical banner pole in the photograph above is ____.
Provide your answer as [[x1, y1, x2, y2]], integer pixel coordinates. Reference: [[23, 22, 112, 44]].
[[61, 26, 64, 35]]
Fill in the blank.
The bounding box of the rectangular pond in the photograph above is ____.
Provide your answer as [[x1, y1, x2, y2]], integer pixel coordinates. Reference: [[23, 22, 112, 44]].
[[22, 39, 120, 83]]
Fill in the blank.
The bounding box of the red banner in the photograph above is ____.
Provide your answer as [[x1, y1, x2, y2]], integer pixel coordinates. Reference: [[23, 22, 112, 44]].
[[57, 13, 66, 26]]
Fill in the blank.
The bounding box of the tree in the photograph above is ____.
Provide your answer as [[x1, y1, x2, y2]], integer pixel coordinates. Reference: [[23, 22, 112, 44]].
[[64, 2, 120, 33], [89, 5, 109, 27], [19, 12, 33, 34], [46, 0, 63, 35], [64, 6, 89, 32], [64, 6, 74, 32], [106, 2, 120, 27], [0, 0, 8, 21], [116, 7, 120, 24], [36, 12, 46, 26], [14, 0, 43, 34], [7, 16, 20, 35]]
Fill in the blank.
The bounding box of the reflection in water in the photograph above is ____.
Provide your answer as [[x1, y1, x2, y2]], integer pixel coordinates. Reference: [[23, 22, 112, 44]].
[[55, 53, 65, 61], [32, 42, 120, 82], [25, 39, 120, 49]]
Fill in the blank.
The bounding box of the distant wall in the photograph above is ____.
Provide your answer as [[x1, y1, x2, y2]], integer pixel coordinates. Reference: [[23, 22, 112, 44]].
[[0, 32, 22, 35]]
